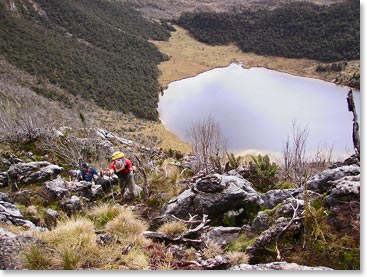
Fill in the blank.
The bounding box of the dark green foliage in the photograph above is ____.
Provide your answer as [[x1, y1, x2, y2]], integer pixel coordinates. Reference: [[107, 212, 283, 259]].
[[225, 152, 242, 172], [243, 154, 278, 193], [176, 0, 359, 62], [316, 62, 347, 72], [0, 0, 171, 120]]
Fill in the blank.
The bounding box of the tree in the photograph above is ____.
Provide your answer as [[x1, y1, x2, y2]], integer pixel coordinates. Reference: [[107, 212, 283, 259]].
[[186, 116, 227, 174]]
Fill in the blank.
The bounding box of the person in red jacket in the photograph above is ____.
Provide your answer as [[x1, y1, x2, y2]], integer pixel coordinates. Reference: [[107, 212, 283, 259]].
[[108, 151, 137, 198]]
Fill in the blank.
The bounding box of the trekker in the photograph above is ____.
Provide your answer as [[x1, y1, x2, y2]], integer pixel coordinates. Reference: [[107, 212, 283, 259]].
[[107, 151, 139, 198], [78, 162, 99, 182], [68, 169, 81, 182]]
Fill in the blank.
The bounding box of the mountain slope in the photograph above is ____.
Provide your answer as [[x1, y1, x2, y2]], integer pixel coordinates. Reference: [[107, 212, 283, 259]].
[[0, 0, 171, 120], [176, 0, 359, 62]]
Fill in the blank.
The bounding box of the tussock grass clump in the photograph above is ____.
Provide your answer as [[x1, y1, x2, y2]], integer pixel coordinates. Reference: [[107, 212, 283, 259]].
[[122, 247, 150, 270], [22, 245, 53, 270], [157, 221, 187, 237], [30, 217, 99, 269], [105, 206, 149, 245], [88, 203, 125, 229], [203, 242, 223, 259], [226, 251, 249, 265]]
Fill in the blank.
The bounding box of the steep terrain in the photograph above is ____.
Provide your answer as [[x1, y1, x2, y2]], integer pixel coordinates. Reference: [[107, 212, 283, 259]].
[[0, 0, 170, 120]]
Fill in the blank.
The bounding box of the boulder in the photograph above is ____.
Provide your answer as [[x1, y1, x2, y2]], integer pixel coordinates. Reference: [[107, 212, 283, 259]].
[[44, 209, 59, 229], [0, 192, 12, 203], [201, 226, 244, 247], [251, 211, 270, 233], [325, 175, 360, 207], [231, 262, 332, 270], [8, 161, 63, 191], [260, 189, 298, 209], [44, 177, 69, 201], [67, 181, 93, 199], [306, 165, 360, 193], [0, 197, 36, 229], [160, 174, 262, 221], [59, 196, 82, 216], [0, 228, 51, 270]]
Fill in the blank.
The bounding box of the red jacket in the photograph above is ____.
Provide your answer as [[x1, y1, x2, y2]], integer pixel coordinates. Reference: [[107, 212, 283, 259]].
[[109, 158, 132, 175]]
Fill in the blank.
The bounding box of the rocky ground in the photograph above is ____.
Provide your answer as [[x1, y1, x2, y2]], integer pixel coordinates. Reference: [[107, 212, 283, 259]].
[[0, 128, 360, 270]]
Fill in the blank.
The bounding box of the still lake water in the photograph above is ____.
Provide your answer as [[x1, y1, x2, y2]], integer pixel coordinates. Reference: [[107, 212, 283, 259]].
[[158, 64, 361, 160]]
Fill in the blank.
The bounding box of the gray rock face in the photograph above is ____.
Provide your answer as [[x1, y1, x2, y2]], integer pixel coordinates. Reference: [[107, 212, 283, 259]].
[[231, 262, 332, 270], [0, 195, 36, 229], [8, 161, 63, 191], [59, 196, 82, 216], [0, 172, 8, 188], [251, 211, 270, 233], [0, 192, 12, 203], [44, 209, 59, 229], [0, 228, 47, 270], [201, 226, 243, 246], [260, 189, 298, 209], [160, 174, 262, 221], [306, 165, 360, 193], [325, 174, 360, 207], [44, 177, 69, 201]]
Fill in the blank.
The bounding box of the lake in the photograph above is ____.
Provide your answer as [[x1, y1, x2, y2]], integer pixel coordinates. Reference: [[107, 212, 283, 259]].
[[157, 63, 361, 160]]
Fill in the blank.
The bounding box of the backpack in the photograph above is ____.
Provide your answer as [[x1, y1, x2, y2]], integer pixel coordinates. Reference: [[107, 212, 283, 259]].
[[114, 158, 126, 173]]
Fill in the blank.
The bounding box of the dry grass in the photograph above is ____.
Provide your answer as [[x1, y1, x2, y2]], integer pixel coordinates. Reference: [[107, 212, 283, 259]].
[[226, 251, 249, 265], [87, 203, 125, 229], [203, 241, 223, 259], [157, 221, 187, 237], [28, 217, 100, 269], [104, 206, 149, 246], [121, 247, 150, 270]]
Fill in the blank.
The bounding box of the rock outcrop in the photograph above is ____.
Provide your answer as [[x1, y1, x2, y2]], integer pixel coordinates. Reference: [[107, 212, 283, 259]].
[[0, 228, 47, 270], [0, 192, 36, 229], [159, 174, 262, 221], [7, 161, 63, 191]]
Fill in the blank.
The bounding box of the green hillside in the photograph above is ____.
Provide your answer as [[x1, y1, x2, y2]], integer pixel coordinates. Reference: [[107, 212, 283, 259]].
[[0, 0, 171, 120], [176, 0, 359, 62]]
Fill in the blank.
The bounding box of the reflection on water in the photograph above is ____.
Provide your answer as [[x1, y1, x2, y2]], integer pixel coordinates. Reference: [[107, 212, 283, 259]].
[[158, 64, 360, 160]]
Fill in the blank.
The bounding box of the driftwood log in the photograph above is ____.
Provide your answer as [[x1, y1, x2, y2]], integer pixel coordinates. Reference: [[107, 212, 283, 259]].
[[347, 89, 360, 158]]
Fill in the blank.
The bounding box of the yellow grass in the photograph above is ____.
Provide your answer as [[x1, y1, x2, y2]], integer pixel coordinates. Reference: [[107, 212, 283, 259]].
[[226, 251, 249, 265], [104, 206, 149, 246], [157, 221, 188, 237]]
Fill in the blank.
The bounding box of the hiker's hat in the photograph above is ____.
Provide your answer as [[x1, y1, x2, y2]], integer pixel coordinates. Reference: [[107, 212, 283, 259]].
[[112, 151, 124, 161]]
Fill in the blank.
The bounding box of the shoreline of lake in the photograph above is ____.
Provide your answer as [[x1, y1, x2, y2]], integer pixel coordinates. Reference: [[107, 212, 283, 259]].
[[158, 63, 359, 161]]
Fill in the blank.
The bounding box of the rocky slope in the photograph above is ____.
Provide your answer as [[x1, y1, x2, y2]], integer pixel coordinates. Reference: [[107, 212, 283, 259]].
[[0, 128, 360, 269]]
